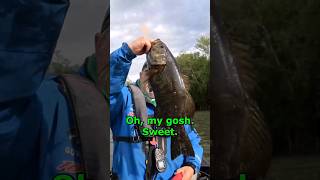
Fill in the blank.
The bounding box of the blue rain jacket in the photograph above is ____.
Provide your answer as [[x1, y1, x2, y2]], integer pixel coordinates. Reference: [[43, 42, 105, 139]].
[[110, 43, 204, 180], [0, 1, 84, 179]]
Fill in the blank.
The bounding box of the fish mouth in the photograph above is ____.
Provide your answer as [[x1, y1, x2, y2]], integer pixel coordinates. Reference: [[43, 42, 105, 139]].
[[146, 39, 167, 73], [147, 54, 166, 65], [146, 54, 166, 73]]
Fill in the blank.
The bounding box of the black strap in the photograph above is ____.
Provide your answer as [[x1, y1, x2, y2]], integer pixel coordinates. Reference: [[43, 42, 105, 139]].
[[113, 136, 152, 143], [59, 74, 109, 180]]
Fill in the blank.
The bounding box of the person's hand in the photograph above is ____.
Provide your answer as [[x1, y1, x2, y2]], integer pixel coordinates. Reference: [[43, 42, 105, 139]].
[[128, 37, 152, 55], [174, 166, 195, 180]]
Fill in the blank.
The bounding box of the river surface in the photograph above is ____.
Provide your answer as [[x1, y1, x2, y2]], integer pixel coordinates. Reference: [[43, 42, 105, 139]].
[[192, 111, 210, 165]]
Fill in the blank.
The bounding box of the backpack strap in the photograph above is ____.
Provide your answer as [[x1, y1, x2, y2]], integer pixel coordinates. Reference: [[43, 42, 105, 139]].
[[127, 85, 155, 179], [112, 85, 153, 143], [128, 85, 153, 132], [59, 74, 109, 180], [113, 135, 151, 143]]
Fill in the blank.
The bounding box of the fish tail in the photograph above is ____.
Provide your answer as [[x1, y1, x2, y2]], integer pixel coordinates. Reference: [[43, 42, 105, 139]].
[[171, 128, 195, 159]]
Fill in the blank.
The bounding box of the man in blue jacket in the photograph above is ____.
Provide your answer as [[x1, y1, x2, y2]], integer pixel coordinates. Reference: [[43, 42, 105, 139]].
[[110, 37, 203, 180], [0, 1, 108, 179]]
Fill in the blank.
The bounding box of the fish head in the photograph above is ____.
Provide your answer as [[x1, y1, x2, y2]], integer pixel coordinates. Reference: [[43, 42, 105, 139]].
[[146, 39, 167, 73]]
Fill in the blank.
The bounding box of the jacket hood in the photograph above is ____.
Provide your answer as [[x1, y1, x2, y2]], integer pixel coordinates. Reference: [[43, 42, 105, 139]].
[[0, 0, 69, 102]]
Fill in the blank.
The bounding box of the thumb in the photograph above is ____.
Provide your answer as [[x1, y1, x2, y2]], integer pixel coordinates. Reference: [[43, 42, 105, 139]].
[[175, 168, 184, 175], [144, 39, 152, 53]]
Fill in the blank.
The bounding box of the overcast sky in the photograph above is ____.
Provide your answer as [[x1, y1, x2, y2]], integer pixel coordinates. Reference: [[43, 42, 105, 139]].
[[56, 0, 108, 65], [111, 0, 210, 81]]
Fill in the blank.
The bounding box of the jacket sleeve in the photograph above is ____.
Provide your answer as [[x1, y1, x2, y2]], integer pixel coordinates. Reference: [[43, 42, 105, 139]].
[[110, 43, 136, 122], [0, 0, 69, 102], [110, 43, 136, 95], [183, 125, 204, 174]]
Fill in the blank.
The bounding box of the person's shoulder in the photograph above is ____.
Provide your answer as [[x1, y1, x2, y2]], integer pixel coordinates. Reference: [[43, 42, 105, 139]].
[[121, 85, 132, 97], [36, 75, 67, 103], [110, 85, 131, 98]]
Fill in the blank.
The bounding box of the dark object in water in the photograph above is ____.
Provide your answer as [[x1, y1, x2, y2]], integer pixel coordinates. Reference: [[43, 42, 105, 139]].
[[146, 39, 195, 160]]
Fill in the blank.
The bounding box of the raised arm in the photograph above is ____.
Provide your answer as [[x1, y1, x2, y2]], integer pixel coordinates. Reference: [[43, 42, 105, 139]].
[[110, 37, 152, 122], [110, 43, 136, 95]]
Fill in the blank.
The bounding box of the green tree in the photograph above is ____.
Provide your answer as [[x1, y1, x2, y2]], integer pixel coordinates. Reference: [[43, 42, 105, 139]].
[[195, 35, 210, 57], [176, 36, 210, 110]]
